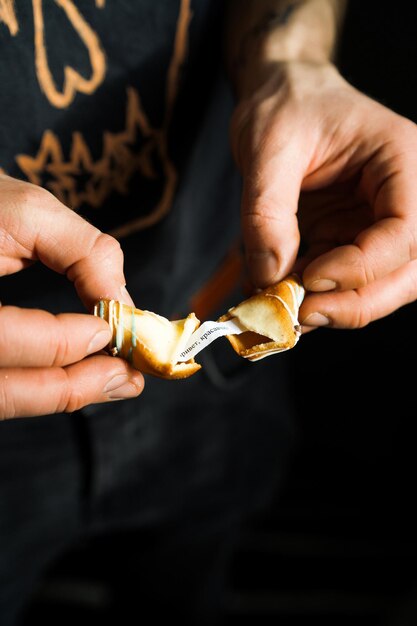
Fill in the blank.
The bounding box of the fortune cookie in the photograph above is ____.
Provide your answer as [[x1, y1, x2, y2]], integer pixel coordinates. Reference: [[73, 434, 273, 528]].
[[218, 274, 304, 361], [94, 300, 202, 379], [94, 274, 304, 379]]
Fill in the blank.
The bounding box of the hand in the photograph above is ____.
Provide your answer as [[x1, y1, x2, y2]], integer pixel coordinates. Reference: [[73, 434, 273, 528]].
[[231, 61, 417, 329], [0, 175, 143, 419]]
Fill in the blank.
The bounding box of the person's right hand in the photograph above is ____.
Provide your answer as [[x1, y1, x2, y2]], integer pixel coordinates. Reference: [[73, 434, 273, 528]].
[[0, 175, 144, 420], [231, 61, 417, 330]]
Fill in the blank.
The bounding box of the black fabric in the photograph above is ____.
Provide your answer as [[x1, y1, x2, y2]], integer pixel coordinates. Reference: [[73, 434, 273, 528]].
[[0, 346, 296, 625], [0, 1, 225, 234], [0, 3, 296, 624]]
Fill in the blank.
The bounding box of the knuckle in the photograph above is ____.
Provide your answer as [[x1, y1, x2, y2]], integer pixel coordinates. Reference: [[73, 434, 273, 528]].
[[55, 370, 85, 413], [53, 313, 85, 366], [63, 389, 86, 413], [0, 376, 15, 420], [0, 310, 9, 357], [243, 197, 281, 227], [350, 242, 377, 287], [352, 293, 373, 329], [74, 232, 125, 280], [362, 258, 377, 287], [242, 211, 266, 234], [13, 181, 51, 210], [42, 312, 72, 367], [407, 222, 417, 260], [0, 180, 52, 240], [355, 310, 372, 329], [92, 232, 123, 264], [405, 267, 417, 304], [51, 330, 71, 367], [332, 290, 373, 329]]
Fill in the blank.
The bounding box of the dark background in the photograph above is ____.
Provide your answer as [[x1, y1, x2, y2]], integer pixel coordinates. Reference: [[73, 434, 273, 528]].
[[226, 3, 417, 624], [18, 2, 417, 625]]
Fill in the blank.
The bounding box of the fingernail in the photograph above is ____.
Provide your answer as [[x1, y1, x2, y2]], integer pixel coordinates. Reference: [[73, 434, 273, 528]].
[[87, 329, 112, 355], [120, 286, 135, 307], [301, 312, 330, 327], [103, 374, 140, 400], [308, 279, 337, 292], [248, 251, 279, 287]]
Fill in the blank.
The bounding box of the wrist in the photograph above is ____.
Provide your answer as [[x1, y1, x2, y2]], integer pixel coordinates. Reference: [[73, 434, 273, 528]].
[[234, 58, 341, 110], [227, 0, 346, 100]]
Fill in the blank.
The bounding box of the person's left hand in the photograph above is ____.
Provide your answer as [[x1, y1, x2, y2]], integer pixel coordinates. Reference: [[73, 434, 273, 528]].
[[0, 175, 144, 419]]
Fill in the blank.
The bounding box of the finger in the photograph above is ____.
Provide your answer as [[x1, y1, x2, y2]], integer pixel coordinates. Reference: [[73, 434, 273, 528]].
[[293, 239, 338, 287], [303, 133, 417, 294], [0, 306, 113, 367], [299, 259, 417, 329], [300, 325, 317, 334], [0, 355, 144, 419], [241, 142, 305, 287], [1, 177, 134, 308], [303, 217, 416, 292]]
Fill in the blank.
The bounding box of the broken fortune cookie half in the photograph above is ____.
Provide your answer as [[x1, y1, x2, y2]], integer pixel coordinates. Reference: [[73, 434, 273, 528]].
[[219, 274, 305, 361], [94, 274, 305, 380], [94, 300, 202, 379]]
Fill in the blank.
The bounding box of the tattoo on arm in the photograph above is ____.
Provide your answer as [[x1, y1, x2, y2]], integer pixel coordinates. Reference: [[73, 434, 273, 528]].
[[232, 1, 301, 73]]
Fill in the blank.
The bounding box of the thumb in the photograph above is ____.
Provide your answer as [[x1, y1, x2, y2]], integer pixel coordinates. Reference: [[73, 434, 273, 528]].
[[241, 145, 303, 287]]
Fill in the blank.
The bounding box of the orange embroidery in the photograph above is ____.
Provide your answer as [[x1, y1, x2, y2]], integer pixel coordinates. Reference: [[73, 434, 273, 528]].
[[111, 0, 191, 237], [1, 1, 106, 106], [9, 0, 192, 237], [165, 0, 192, 129], [16, 91, 143, 209], [0, 0, 18, 35], [33, 0, 106, 108], [17, 86, 175, 236]]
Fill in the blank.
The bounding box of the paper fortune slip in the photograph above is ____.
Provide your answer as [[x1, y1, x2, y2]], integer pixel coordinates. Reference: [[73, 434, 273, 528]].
[[176, 318, 247, 362]]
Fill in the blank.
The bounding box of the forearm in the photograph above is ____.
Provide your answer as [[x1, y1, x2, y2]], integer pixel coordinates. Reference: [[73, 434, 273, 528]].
[[225, 0, 347, 97]]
